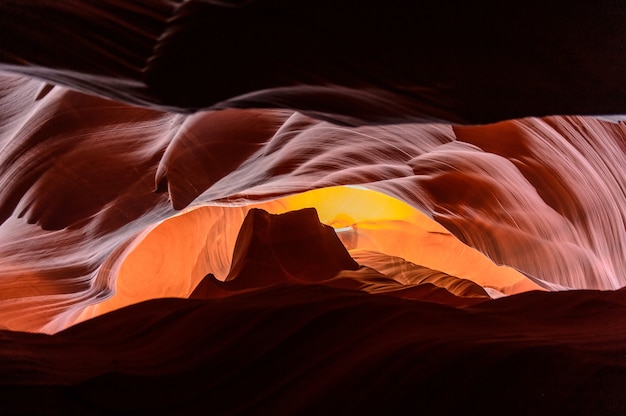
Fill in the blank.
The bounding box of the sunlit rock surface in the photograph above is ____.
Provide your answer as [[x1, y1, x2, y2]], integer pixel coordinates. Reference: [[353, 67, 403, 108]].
[[1, 1, 626, 414], [1, 79, 624, 332]]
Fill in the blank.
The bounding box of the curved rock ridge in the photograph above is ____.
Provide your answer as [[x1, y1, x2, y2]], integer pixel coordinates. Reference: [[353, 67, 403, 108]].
[[1, 71, 626, 332], [349, 250, 494, 300]]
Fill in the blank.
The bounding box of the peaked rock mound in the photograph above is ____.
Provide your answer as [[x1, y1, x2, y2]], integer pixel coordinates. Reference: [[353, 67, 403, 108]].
[[190, 207, 359, 297], [190, 207, 492, 307]]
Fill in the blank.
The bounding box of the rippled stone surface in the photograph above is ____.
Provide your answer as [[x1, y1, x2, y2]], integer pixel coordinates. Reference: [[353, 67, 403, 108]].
[[1, 2, 625, 414]]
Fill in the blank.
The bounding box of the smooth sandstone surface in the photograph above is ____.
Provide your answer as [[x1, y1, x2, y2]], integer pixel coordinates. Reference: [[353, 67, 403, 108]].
[[0, 1, 626, 414]]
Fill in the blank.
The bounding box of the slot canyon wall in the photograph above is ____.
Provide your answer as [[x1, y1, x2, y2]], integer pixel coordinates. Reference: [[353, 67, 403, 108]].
[[1, 1, 626, 414]]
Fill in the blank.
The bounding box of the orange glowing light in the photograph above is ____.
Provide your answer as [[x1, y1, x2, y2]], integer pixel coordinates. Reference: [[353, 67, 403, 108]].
[[77, 186, 541, 322]]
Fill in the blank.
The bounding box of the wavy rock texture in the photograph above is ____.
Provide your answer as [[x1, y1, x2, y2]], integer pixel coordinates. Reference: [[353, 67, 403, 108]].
[[3, 206, 626, 414], [1, 1, 626, 414]]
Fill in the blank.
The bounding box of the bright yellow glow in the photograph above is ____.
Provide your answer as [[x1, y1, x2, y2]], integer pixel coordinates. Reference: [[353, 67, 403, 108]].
[[266, 187, 540, 294], [77, 186, 542, 322], [273, 185, 436, 231]]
